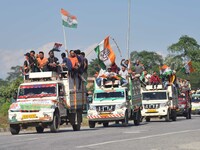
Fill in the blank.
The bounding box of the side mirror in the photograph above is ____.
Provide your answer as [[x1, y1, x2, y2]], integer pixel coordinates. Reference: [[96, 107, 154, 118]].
[[59, 91, 64, 96], [87, 96, 93, 103], [127, 95, 131, 100]]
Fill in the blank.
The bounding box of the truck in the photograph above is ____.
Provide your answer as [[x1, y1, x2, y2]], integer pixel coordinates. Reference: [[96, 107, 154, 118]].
[[87, 76, 142, 128], [8, 71, 87, 135], [141, 84, 178, 122], [191, 90, 200, 114], [176, 85, 192, 119]]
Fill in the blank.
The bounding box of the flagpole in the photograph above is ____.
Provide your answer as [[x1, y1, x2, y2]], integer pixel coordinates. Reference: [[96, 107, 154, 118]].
[[127, 0, 131, 59], [62, 25, 67, 50]]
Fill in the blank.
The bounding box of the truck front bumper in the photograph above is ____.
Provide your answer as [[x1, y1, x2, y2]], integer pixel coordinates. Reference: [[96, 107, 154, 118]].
[[8, 109, 54, 124], [141, 107, 168, 117]]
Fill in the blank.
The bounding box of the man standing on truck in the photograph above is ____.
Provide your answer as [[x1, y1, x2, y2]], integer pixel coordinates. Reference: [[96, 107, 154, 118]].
[[134, 60, 144, 74], [119, 66, 128, 86]]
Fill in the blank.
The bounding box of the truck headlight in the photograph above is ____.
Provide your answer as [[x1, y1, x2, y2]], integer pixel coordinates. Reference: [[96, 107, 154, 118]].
[[179, 104, 186, 108], [160, 101, 170, 107], [89, 105, 96, 110], [116, 102, 126, 109]]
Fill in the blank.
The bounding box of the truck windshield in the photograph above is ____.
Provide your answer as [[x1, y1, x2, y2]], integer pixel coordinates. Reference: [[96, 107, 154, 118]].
[[95, 91, 125, 100], [18, 84, 57, 99], [192, 97, 200, 102], [142, 92, 167, 100]]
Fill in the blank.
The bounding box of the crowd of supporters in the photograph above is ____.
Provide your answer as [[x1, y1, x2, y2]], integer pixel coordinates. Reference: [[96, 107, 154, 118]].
[[22, 49, 88, 83]]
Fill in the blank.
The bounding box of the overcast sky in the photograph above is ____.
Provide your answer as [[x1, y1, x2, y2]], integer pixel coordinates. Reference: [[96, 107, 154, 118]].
[[1, 0, 200, 79]]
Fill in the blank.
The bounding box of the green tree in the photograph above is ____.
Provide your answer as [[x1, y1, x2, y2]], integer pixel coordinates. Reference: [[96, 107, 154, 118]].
[[6, 66, 22, 81], [168, 35, 200, 59], [88, 58, 101, 76], [130, 50, 163, 73]]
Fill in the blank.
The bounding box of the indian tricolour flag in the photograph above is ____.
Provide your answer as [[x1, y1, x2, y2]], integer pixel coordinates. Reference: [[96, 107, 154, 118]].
[[182, 61, 194, 74], [61, 8, 78, 28], [94, 36, 116, 69]]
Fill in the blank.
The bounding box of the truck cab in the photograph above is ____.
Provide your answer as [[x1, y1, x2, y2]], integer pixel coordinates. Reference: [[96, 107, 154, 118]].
[[87, 77, 142, 128], [141, 84, 178, 122], [8, 71, 87, 135]]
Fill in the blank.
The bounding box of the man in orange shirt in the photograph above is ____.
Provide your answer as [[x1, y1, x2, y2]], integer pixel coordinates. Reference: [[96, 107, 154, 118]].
[[68, 50, 79, 69], [37, 51, 48, 71]]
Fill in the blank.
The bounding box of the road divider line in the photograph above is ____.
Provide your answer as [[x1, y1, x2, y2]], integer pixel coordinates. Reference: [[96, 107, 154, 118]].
[[77, 129, 200, 148]]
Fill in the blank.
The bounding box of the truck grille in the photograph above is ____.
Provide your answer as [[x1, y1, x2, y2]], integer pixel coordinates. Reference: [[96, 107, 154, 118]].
[[144, 104, 160, 109], [96, 105, 115, 112]]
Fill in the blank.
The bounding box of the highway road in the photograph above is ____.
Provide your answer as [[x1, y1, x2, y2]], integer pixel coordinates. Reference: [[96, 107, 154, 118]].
[[0, 116, 200, 150]]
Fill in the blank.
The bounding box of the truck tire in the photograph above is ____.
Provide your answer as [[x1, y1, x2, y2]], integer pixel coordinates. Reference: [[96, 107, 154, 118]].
[[50, 112, 60, 133], [122, 110, 129, 127], [171, 110, 177, 121], [103, 122, 109, 127], [134, 109, 141, 126], [73, 124, 81, 131], [10, 124, 20, 135], [145, 117, 150, 122], [89, 121, 95, 128], [36, 126, 44, 133], [165, 110, 171, 122]]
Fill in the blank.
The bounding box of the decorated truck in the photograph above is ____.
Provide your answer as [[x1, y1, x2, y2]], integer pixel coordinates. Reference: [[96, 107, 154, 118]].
[[176, 85, 192, 119], [141, 84, 178, 122], [87, 76, 142, 128], [191, 90, 200, 114], [8, 72, 87, 135]]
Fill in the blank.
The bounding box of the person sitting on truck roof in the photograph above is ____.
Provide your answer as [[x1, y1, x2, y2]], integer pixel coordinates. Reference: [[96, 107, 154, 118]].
[[110, 62, 119, 73], [37, 51, 48, 72], [150, 71, 160, 90], [103, 67, 117, 88], [119, 66, 128, 86], [95, 68, 106, 87], [47, 50, 60, 73]]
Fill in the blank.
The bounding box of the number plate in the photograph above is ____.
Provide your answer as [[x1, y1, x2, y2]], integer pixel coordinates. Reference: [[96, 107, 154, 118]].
[[147, 109, 157, 113], [22, 114, 37, 119]]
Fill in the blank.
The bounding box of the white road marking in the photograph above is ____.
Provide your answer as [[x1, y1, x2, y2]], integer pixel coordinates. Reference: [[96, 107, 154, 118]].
[[77, 129, 200, 148]]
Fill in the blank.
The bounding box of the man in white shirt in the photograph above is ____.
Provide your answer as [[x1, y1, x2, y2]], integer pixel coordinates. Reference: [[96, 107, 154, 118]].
[[119, 66, 128, 86]]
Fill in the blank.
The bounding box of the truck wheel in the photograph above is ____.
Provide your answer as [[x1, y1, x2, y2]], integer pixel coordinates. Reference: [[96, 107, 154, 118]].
[[134, 109, 141, 126], [50, 112, 60, 133], [122, 110, 129, 127], [10, 124, 20, 135], [89, 121, 95, 128], [103, 122, 109, 127], [73, 124, 81, 131], [36, 126, 44, 133], [171, 110, 177, 121], [145, 117, 150, 122], [165, 110, 171, 122]]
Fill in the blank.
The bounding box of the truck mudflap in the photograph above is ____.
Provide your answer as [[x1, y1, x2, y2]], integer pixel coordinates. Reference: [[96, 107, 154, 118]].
[[87, 114, 124, 120]]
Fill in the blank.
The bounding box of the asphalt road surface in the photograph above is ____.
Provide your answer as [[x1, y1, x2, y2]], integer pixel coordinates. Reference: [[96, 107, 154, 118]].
[[0, 116, 200, 150]]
